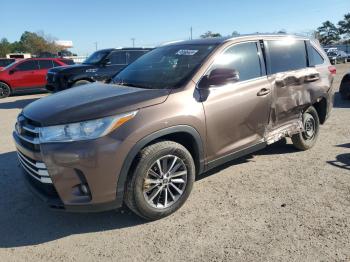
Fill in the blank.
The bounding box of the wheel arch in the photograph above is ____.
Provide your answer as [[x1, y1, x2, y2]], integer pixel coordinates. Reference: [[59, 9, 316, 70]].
[[0, 80, 11, 88], [69, 77, 94, 87], [340, 73, 350, 98], [115, 125, 205, 205], [313, 96, 328, 124]]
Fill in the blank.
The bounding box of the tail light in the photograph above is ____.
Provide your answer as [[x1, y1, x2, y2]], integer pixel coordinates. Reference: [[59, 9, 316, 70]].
[[328, 66, 336, 76]]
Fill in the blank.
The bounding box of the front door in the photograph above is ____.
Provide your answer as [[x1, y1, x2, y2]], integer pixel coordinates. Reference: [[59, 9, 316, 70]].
[[201, 41, 272, 163], [9, 60, 40, 88]]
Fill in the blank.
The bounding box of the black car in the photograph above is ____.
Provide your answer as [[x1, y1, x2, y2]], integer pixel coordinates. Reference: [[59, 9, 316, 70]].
[[327, 51, 348, 64], [46, 48, 152, 92]]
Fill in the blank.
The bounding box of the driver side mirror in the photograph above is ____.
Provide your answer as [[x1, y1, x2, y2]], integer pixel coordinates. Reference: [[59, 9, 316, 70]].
[[9, 68, 18, 75], [102, 58, 111, 66], [199, 68, 240, 88]]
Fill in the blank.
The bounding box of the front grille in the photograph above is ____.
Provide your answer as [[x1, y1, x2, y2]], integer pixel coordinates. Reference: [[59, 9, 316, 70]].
[[15, 115, 41, 152], [17, 150, 52, 184]]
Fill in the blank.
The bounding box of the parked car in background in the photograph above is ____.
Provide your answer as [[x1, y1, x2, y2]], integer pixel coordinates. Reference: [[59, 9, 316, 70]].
[[0, 58, 74, 98], [324, 47, 338, 53], [14, 35, 335, 220], [0, 58, 16, 70], [45, 47, 153, 92], [327, 51, 348, 64], [340, 71, 350, 100]]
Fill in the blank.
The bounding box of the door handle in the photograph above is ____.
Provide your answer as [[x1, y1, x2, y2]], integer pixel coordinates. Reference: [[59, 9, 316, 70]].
[[304, 74, 320, 83], [257, 88, 271, 96]]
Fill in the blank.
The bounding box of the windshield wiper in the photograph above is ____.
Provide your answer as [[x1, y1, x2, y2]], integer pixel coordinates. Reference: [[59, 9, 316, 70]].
[[113, 80, 150, 89]]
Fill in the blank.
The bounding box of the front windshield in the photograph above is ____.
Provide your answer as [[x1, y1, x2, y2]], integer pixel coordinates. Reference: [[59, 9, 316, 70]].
[[3, 61, 18, 70], [112, 44, 218, 89], [83, 50, 109, 64]]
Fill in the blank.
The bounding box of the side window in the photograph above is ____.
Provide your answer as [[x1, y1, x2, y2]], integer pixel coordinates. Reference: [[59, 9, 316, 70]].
[[267, 40, 307, 74], [127, 51, 147, 64], [212, 42, 263, 82], [308, 45, 325, 66], [38, 60, 54, 69], [109, 51, 127, 65], [16, 60, 39, 71]]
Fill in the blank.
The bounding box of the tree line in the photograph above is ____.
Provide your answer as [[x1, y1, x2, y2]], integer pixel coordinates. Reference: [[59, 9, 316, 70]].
[[200, 13, 350, 46], [0, 31, 62, 57]]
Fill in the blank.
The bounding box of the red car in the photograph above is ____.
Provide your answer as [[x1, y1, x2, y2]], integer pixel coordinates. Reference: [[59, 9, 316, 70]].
[[0, 58, 74, 98]]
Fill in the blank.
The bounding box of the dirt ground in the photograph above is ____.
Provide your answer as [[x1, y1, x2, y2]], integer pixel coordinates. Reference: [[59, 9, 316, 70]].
[[0, 64, 349, 262]]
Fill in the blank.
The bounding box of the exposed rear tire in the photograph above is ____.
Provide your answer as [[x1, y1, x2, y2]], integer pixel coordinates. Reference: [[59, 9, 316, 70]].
[[292, 106, 320, 151], [72, 80, 91, 87], [0, 82, 11, 98], [124, 141, 195, 220]]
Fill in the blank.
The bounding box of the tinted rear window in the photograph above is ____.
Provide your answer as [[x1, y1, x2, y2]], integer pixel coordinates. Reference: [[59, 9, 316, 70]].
[[38, 60, 54, 69], [110, 52, 127, 65], [127, 51, 148, 64], [267, 39, 307, 74]]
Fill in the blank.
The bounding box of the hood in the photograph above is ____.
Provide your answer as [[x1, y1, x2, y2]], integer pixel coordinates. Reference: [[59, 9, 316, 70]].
[[23, 83, 170, 126], [49, 63, 94, 74]]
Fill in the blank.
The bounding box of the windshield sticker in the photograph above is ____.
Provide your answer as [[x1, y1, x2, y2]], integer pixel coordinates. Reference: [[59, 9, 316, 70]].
[[176, 49, 198, 56]]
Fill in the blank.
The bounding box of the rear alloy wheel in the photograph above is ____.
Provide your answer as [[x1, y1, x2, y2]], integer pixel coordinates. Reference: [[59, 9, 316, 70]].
[[292, 106, 320, 151], [125, 141, 195, 220], [0, 82, 11, 98]]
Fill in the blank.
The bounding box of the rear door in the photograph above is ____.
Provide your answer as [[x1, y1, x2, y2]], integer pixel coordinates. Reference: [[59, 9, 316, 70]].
[[37, 60, 55, 87], [9, 60, 40, 88], [264, 39, 313, 128]]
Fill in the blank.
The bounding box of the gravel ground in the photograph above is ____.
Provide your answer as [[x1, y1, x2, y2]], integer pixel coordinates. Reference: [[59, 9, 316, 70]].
[[0, 64, 349, 262]]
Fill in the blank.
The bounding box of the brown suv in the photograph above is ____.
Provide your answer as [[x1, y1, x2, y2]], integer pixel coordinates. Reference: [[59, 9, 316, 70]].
[[13, 35, 335, 220]]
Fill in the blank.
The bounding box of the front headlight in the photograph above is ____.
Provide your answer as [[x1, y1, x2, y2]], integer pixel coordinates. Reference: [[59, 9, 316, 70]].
[[39, 111, 137, 143]]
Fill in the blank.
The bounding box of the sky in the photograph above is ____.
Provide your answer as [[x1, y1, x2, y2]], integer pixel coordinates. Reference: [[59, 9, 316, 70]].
[[1, 0, 349, 55]]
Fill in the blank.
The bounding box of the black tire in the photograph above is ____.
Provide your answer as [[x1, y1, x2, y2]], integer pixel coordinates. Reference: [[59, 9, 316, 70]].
[[124, 141, 195, 220], [72, 80, 91, 87], [292, 106, 320, 151], [340, 78, 350, 100], [0, 82, 11, 98]]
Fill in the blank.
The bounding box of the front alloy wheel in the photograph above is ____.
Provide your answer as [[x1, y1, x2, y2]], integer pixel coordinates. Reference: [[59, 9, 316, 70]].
[[0, 82, 11, 98], [125, 141, 195, 220], [143, 155, 188, 209]]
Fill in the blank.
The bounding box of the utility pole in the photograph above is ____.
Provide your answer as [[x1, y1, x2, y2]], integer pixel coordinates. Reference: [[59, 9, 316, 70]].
[[131, 38, 135, 48], [190, 27, 193, 40], [94, 42, 98, 51]]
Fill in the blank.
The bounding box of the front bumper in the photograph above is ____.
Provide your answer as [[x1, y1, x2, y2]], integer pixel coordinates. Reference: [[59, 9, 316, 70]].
[[14, 131, 133, 212]]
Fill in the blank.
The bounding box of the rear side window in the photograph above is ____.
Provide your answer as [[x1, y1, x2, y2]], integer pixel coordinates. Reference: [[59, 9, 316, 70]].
[[110, 51, 127, 65], [308, 45, 324, 66], [16, 60, 39, 71], [127, 51, 148, 64], [267, 40, 307, 74], [212, 42, 263, 82], [38, 60, 54, 69]]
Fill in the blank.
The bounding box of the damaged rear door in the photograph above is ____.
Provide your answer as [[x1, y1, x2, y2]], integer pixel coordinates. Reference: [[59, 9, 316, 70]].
[[264, 38, 322, 134]]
